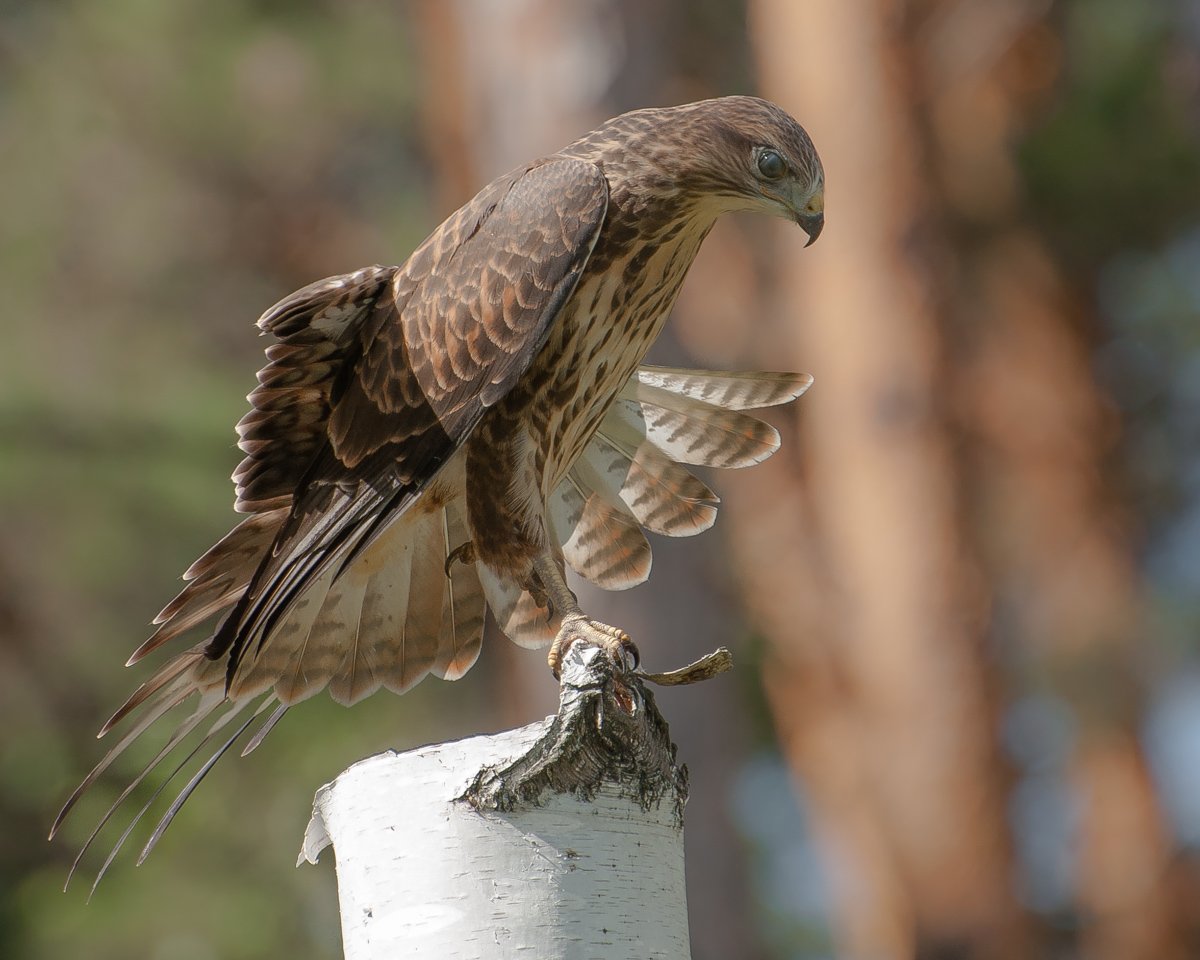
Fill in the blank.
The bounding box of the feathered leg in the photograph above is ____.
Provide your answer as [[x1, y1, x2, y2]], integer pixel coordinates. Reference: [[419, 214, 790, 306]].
[[531, 555, 638, 677]]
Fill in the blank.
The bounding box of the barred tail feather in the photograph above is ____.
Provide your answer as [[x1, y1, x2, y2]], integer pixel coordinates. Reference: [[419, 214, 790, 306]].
[[130, 509, 287, 665], [232, 561, 337, 703], [357, 518, 414, 694], [432, 500, 486, 680], [235, 501, 479, 705], [392, 509, 446, 689], [58, 497, 484, 884], [326, 581, 378, 707], [305, 569, 373, 704]]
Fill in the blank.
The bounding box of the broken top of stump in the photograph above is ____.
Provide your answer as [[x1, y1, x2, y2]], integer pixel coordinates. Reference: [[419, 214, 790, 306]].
[[301, 640, 725, 869], [460, 642, 689, 819]]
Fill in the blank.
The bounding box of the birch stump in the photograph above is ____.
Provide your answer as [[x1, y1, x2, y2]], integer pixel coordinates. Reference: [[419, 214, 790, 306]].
[[301, 642, 728, 959]]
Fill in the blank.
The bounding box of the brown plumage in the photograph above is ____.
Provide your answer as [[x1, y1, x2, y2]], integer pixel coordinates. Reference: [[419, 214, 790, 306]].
[[54, 96, 824, 886]]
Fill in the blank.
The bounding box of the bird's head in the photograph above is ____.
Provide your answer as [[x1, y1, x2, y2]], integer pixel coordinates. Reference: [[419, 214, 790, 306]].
[[677, 96, 824, 245], [566, 96, 825, 244]]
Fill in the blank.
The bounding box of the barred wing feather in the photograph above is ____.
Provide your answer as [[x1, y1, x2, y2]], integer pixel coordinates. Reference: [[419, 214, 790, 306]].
[[548, 365, 811, 590]]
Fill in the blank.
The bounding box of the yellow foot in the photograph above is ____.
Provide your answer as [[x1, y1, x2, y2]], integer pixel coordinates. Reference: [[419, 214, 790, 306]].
[[548, 615, 640, 679]]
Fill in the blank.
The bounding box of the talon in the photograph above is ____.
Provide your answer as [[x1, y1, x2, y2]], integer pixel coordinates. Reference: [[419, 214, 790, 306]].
[[617, 635, 639, 672], [444, 540, 476, 577], [548, 615, 640, 679]]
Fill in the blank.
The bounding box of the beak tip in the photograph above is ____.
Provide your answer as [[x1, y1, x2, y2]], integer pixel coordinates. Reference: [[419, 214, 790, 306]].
[[799, 212, 824, 247]]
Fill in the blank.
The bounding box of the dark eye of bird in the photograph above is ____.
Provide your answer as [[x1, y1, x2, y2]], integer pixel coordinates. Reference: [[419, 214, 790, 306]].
[[756, 149, 786, 181]]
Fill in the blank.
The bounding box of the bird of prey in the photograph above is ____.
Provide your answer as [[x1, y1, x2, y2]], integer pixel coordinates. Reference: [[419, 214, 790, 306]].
[[53, 95, 823, 883]]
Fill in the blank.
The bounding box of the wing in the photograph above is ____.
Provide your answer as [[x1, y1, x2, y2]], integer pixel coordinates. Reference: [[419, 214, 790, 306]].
[[53, 158, 608, 886], [486, 366, 814, 643], [211, 157, 609, 679]]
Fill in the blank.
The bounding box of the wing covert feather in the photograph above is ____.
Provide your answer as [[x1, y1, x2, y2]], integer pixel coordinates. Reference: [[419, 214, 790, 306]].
[[331, 157, 609, 464], [214, 157, 608, 674]]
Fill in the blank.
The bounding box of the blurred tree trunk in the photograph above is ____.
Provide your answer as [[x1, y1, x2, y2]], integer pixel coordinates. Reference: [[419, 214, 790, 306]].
[[908, 5, 1190, 956], [734, 1, 1188, 958], [966, 238, 1184, 960], [739, 2, 1028, 957]]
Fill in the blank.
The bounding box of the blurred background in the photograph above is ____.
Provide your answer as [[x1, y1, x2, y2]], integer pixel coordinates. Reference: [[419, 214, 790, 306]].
[[3, 1, 1200, 957]]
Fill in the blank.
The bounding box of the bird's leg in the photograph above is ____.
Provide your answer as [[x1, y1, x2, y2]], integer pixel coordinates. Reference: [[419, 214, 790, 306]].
[[532, 555, 639, 678]]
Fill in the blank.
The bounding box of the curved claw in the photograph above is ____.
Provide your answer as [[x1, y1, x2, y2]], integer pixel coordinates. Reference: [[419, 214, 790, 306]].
[[548, 615, 640, 679], [444, 540, 477, 577]]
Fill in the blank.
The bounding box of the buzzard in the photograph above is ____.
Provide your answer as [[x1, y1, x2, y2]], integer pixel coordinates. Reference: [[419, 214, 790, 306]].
[[54, 96, 823, 882]]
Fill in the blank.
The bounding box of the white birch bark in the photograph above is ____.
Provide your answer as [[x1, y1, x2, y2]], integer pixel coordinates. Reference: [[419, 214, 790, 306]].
[[300, 644, 694, 960]]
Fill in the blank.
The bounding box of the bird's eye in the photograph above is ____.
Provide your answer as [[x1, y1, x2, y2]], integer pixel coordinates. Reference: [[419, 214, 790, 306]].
[[756, 149, 786, 180]]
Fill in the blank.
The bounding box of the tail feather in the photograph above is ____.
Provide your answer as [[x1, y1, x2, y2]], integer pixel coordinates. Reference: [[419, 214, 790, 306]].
[[432, 501, 485, 680], [236, 562, 336, 704], [132, 509, 286, 665], [327, 593, 378, 707], [356, 517, 415, 695], [397, 510, 446, 687], [257, 503, 456, 705], [307, 572, 372, 705]]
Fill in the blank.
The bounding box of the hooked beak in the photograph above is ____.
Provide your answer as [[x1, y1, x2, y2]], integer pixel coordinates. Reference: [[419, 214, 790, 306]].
[[794, 184, 824, 246], [797, 212, 824, 246]]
